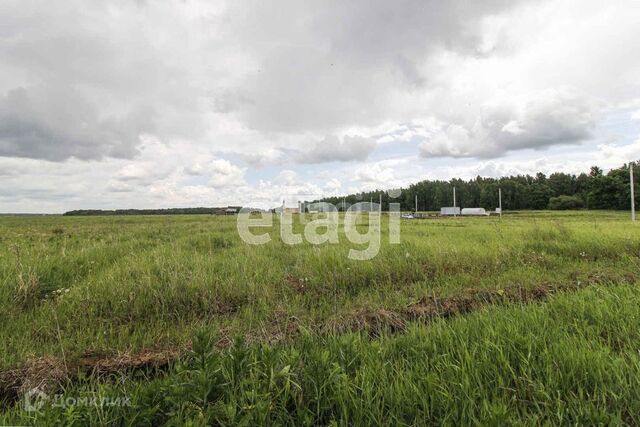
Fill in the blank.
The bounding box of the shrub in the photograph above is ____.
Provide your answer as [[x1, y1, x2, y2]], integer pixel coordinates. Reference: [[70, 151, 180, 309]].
[[548, 195, 584, 210]]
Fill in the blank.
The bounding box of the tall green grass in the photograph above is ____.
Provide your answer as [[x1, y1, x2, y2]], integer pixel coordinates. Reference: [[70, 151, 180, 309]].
[[4, 284, 640, 425], [0, 212, 638, 369], [1, 211, 639, 424]]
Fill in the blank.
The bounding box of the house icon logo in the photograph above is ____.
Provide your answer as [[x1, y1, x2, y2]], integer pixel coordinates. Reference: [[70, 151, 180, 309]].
[[24, 388, 48, 412]]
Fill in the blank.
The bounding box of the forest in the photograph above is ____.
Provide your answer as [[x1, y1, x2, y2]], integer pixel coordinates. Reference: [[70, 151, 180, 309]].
[[321, 162, 640, 211]]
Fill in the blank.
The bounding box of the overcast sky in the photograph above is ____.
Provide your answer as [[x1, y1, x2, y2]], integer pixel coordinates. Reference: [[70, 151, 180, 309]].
[[1, 0, 640, 212]]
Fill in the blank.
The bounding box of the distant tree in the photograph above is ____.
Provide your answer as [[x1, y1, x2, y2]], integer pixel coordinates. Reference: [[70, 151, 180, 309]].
[[527, 183, 552, 209], [548, 195, 584, 210], [479, 185, 497, 209], [309, 161, 637, 213], [547, 173, 576, 197], [587, 175, 625, 209]]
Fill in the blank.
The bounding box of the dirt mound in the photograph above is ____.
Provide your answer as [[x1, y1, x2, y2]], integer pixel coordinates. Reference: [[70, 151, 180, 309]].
[[326, 308, 407, 338], [0, 347, 183, 407]]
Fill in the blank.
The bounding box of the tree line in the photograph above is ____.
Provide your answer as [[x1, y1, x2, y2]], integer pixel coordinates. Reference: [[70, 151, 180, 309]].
[[63, 207, 218, 216], [63, 162, 638, 215], [320, 162, 639, 212]]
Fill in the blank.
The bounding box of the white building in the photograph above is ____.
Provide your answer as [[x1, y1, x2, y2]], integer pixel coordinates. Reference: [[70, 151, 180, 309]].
[[440, 207, 460, 216], [461, 208, 489, 216]]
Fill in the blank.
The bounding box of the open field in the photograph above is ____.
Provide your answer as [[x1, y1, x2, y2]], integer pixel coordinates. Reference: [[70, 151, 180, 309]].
[[1, 211, 640, 425]]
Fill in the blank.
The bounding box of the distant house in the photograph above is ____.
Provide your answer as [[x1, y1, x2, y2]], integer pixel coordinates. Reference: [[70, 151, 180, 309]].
[[283, 207, 300, 214], [213, 206, 241, 215], [275, 201, 301, 214]]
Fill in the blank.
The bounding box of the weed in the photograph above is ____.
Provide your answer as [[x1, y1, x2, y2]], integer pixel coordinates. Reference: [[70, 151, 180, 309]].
[[1, 211, 639, 424], [14, 269, 41, 309]]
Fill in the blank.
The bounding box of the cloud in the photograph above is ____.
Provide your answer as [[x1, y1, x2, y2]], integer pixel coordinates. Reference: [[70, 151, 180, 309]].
[[597, 139, 640, 164], [356, 164, 395, 184], [324, 178, 342, 193], [419, 88, 597, 158], [294, 135, 376, 164], [0, 1, 207, 161], [273, 170, 299, 186], [106, 180, 134, 193], [2, 0, 640, 212], [214, 0, 530, 134], [239, 148, 285, 167], [0, 86, 154, 160], [353, 158, 413, 190], [237, 135, 376, 166], [1, 0, 635, 166], [113, 162, 172, 185], [208, 159, 246, 189], [183, 157, 248, 188]]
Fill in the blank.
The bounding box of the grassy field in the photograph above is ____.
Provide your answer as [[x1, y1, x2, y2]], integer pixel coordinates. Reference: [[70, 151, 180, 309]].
[[1, 211, 639, 425]]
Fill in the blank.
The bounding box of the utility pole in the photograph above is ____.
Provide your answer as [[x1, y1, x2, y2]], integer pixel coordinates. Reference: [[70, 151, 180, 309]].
[[453, 186, 457, 218], [499, 188, 502, 218], [631, 162, 636, 222], [379, 193, 382, 213], [415, 194, 418, 213]]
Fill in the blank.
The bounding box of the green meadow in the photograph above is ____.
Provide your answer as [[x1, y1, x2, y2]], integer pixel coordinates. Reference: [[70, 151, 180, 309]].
[[1, 211, 639, 425]]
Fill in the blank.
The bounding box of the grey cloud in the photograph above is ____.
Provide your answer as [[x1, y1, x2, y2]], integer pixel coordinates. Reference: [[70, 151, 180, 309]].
[[419, 89, 597, 158], [106, 181, 134, 193], [237, 135, 376, 166], [0, 158, 30, 176], [112, 160, 175, 186], [0, 86, 154, 160], [0, 1, 201, 161], [0, 0, 623, 170], [295, 135, 376, 164], [218, 0, 529, 133], [238, 149, 286, 168]]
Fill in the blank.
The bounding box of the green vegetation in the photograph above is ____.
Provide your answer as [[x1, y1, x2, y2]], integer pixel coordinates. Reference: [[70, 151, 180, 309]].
[[321, 162, 639, 212], [62, 163, 639, 217], [548, 195, 585, 210], [1, 211, 639, 425], [63, 207, 229, 216]]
